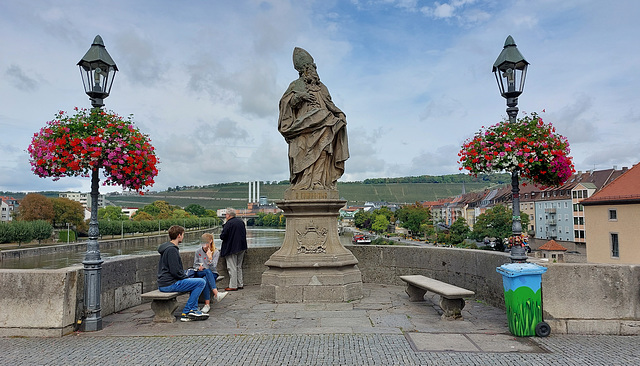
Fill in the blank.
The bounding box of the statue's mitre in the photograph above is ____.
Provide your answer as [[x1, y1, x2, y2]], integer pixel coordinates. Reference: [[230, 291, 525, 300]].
[[293, 47, 314, 71]]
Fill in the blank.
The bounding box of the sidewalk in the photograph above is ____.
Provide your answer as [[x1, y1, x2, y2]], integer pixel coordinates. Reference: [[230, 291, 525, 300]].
[[1, 283, 638, 365]]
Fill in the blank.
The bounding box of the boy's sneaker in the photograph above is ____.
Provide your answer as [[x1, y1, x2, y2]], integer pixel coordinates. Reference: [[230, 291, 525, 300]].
[[201, 304, 210, 313], [186, 310, 209, 320], [216, 291, 228, 302], [180, 313, 192, 322]]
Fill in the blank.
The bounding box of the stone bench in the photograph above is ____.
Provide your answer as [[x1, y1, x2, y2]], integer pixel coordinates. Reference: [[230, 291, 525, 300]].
[[141, 275, 225, 323], [400, 275, 475, 320]]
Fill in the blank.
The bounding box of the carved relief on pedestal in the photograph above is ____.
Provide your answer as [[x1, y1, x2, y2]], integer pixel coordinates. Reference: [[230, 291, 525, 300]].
[[296, 221, 328, 253]]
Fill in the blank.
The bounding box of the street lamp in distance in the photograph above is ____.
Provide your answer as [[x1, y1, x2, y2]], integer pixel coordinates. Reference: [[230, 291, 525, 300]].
[[77, 35, 118, 331], [493, 35, 529, 263]]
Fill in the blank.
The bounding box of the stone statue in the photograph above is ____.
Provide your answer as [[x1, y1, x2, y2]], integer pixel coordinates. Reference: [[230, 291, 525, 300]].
[[278, 47, 349, 191]]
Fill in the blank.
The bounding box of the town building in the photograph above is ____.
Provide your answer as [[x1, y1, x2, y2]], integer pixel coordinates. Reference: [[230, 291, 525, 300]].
[[536, 239, 568, 263], [1, 196, 18, 222], [58, 192, 105, 210], [582, 163, 640, 264]]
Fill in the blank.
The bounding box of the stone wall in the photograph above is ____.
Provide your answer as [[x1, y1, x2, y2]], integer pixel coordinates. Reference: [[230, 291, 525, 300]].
[[1, 243, 638, 337]]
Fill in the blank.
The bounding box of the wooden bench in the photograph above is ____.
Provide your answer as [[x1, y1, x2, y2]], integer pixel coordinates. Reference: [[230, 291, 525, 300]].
[[141, 275, 225, 323], [400, 275, 475, 320]]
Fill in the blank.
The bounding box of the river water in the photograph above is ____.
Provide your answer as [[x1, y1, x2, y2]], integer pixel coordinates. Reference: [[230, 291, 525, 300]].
[[0, 228, 354, 270]]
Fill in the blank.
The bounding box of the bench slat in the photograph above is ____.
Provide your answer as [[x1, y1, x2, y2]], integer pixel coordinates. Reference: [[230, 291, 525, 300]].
[[141, 290, 183, 300], [400, 275, 474, 298]]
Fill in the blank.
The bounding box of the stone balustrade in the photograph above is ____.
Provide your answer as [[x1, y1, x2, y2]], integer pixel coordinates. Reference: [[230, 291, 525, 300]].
[[1, 242, 638, 337]]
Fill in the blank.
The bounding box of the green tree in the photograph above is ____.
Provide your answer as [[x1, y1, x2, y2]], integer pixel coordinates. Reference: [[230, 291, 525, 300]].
[[471, 205, 530, 250], [18, 193, 54, 222], [373, 207, 394, 221], [171, 209, 191, 219], [371, 214, 390, 233], [132, 211, 153, 221], [12, 220, 34, 246], [51, 197, 86, 232], [32, 220, 53, 244], [354, 210, 372, 229], [395, 203, 431, 236], [185, 204, 207, 217], [0, 223, 15, 243], [98, 206, 127, 221], [449, 217, 470, 245]]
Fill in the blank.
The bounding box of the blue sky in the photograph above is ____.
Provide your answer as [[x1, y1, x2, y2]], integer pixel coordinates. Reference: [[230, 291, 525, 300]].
[[1, 0, 639, 193]]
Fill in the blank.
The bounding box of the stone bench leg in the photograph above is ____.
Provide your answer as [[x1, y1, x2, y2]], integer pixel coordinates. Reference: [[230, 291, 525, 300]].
[[439, 297, 465, 320], [150, 298, 179, 323], [405, 284, 427, 302]]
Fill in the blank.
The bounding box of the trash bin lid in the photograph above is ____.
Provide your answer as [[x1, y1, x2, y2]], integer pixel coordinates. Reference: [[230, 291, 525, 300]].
[[496, 262, 548, 277]]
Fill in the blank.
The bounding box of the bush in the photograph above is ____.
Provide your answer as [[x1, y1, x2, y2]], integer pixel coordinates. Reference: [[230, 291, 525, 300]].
[[12, 221, 34, 246], [58, 230, 76, 243], [32, 220, 53, 244], [0, 223, 15, 243]]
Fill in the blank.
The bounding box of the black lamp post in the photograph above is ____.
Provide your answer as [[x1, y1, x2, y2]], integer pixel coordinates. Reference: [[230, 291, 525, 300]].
[[493, 35, 529, 263], [77, 35, 118, 331]]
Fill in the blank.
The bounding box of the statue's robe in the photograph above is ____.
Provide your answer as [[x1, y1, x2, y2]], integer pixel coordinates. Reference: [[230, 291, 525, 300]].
[[278, 78, 349, 190]]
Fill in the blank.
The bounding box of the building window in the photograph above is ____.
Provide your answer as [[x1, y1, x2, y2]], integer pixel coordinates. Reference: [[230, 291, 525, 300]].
[[609, 209, 617, 221], [611, 233, 619, 258], [583, 190, 588, 198]]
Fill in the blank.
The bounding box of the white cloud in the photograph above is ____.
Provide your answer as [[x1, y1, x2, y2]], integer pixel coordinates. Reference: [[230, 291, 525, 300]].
[[1, 0, 639, 195]]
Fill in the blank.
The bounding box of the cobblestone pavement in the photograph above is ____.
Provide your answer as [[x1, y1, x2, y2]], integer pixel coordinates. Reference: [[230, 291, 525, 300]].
[[1, 284, 638, 365]]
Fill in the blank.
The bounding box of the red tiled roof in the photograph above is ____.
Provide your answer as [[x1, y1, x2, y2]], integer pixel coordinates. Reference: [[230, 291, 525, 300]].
[[539, 239, 567, 251], [582, 163, 640, 205]]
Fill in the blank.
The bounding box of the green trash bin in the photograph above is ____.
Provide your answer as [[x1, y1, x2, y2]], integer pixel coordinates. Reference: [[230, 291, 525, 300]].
[[496, 262, 550, 337]]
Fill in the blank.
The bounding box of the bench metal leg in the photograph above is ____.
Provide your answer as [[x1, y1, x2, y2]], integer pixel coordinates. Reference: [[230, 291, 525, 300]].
[[439, 297, 465, 320], [405, 284, 427, 301], [150, 298, 179, 323]]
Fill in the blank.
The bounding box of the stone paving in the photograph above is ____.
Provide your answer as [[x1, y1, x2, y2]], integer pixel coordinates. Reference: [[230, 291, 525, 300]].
[[1, 284, 639, 365]]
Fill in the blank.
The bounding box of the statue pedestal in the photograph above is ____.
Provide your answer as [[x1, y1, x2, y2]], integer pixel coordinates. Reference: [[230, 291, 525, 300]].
[[260, 189, 363, 303]]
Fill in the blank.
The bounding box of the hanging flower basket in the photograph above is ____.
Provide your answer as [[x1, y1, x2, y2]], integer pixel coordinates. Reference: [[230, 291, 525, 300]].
[[28, 108, 159, 193], [458, 112, 574, 187]]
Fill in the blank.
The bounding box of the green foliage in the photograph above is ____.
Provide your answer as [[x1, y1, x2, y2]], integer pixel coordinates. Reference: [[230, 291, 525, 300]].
[[185, 204, 207, 217], [105, 174, 506, 210], [449, 218, 470, 245], [471, 205, 530, 248], [371, 237, 400, 245], [0, 223, 15, 243], [51, 197, 86, 230], [354, 210, 372, 229], [395, 203, 432, 236], [31, 220, 53, 244], [362, 173, 510, 184], [12, 220, 34, 245], [254, 212, 285, 227], [371, 214, 390, 233], [98, 206, 127, 221], [97, 217, 218, 237], [133, 200, 191, 220], [58, 230, 76, 243]]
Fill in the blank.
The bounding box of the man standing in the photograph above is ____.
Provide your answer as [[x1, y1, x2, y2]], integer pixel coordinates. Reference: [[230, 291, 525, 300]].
[[220, 208, 247, 291], [157, 225, 209, 322]]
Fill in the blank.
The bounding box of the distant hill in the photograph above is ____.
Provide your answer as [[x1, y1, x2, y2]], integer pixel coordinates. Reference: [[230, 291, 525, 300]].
[[105, 173, 510, 210]]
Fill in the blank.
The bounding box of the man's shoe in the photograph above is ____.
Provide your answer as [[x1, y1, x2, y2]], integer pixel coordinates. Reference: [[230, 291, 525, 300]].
[[201, 304, 210, 313], [180, 313, 192, 322], [186, 310, 209, 320], [225, 287, 238, 291], [216, 292, 228, 302], [238, 286, 244, 290]]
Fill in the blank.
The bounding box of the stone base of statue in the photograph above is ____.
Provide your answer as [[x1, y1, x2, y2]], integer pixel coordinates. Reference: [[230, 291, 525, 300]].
[[260, 189, 363, 303]]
